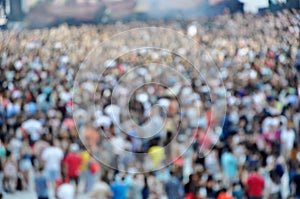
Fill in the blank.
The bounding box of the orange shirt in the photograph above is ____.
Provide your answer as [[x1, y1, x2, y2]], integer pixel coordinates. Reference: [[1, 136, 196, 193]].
[[217, 192, 234, 199]]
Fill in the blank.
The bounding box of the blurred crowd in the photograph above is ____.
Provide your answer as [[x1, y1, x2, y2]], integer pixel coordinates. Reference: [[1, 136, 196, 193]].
[[0, 8, 300, 199]]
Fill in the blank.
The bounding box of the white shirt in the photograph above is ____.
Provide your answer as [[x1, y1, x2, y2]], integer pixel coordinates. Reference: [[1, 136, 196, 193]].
[[90, 181, 111, 199], [41, 146, 63, 170], [8, 138, 22, 159], [22, 119, 43, 141], [280, 128, 295, 150], [265, 177, 281, 195], [57, 183, 75, 199], [110, 136, 125, 155], [104, 104, 121, 124]]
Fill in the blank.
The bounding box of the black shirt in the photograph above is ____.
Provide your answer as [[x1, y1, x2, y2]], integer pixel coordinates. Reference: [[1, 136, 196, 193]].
[[293, 174, 300, 196]]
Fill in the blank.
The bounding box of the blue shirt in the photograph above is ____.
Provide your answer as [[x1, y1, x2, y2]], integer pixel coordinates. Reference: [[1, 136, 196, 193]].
[[25, 102, 37, 115], [35, 173, 48, 198], [165, 176, 183, 199], [111, 182, 129, 199], [221, 152, 238, 178]]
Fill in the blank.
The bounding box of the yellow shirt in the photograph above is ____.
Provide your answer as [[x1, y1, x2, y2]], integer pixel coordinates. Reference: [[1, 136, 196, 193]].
[[79, 150, 91, 171], [148, 146, 166, 169]]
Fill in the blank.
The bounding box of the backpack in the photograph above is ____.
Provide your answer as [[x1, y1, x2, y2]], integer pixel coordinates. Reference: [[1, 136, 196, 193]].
[[3, 160, 17, 178]]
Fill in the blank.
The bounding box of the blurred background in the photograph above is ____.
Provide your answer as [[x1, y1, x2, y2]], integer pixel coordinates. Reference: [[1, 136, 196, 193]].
[[0, 0, 299, 29]]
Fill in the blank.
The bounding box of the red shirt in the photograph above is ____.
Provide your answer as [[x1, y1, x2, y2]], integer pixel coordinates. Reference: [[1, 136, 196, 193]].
[[63, 153, 82, 177], [246, 172, 264, 197]]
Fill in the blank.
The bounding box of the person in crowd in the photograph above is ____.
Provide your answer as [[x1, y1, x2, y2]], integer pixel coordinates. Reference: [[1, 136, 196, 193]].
[[90, 176, 113, 199], [19, 138, 32, 190], [231, 182, 244, 199], [41, 140, 64, 186], [2, 151, 17, 193], [142, 176, 150, 199], [165, 171, 183, 199], [33, 134, 50, 164], [79, 149, 91, 193], [246, 166, 264, 199], [280, 122, 296, 159], [184, 173, 199, 199], [221, 147, 238, 184], [0, 8, 299, 199], [291, 165, 300, 199], [34, 165, 49, 199], [63, 143, 82, 193], [216, 188, 234, 199], [57, 178, 75, 199], [55, 167, 71, 197], [129, 174, 144, 199], [7, 134, 22, 161], [111, 176, 129, 199], [265, 168, 282, 199], [86, 157, 100, 193]]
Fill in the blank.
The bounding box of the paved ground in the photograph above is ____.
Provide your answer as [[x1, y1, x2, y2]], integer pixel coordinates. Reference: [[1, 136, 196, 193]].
[[1, 170, 89, 199], [3, 191, 89, 199], [3, 190, 44, 199]]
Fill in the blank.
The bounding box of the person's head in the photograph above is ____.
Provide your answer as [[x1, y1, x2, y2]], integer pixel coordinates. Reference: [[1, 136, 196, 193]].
[[220, 187, 227, 193], [188, 174, 194, 181], [99, 175, 106, 182], [121, 176, 126, 182], [287, 121, 293, 129], [48, 139, 54, 146], [190, 173, 198, 182], [250, 165, 259, 173], [170, 170, 176, 177], [37, 165, 44, 173], [270, 169, 280, 184], [224, 146, 232, 154], [6, 150, 12, 158], [69, 143, 79, 153], [41, 133, 47, 141]]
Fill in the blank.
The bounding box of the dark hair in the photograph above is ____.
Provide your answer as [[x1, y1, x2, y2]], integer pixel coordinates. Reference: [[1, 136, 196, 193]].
[[170, 170, 175, 176], [48, 139, 54, 146], [144, 175, 148, 188], [189, 174, 194, 181], [38, 165, 44, 172], [100, 175, 106, 182], [270, 169, 280, 184], [6, 150, 11, 157], [250, 165, 259, 172]]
